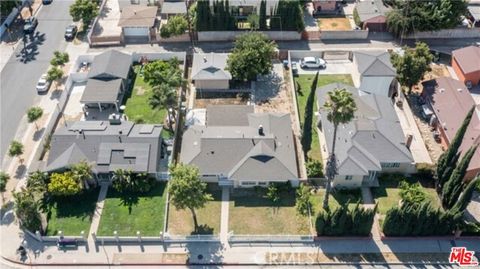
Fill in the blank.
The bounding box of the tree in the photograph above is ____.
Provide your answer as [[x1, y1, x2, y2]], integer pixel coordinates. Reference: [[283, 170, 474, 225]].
[[306, 159, 323, 178], [8, 140, 24, 159], [160, 15, 189, 39], [112, 169, 153, 193], [452, 177, 479, 212], [26, 170, 49, 194], [50, 51, 69, 66], [149, 83, 178, 131], [226, 32, 277, 81], [13, 189, 42, 232], [390, 42, 433, 93], [69, 0, 98, 26], [271, 0, 305, 32], [0, 172, 9, 202], [259, 0, 267, 30], [48, 172, 82, 196], [295, 184, 312, 216], [266, 183, 280, 203], [437, 106, 475, 189], [143, 59, 184, 88], [442, 145, 477, 209], [168, 164, 213, 232], [27, 106, 43, 130], [315, 202, 375, 236], [0, 0, 21, 16], [322, 89, 357, 210], [46, 66, 64, 89], [399, 181, 427, 204], [71, 161, 93, 190]]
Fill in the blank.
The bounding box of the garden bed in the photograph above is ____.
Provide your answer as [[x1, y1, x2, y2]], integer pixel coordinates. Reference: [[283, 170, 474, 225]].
[[45, 188, 100, 236], [166, 184, 222, 235], [97, 183, 168, 236], [228, 188, 311, 235]]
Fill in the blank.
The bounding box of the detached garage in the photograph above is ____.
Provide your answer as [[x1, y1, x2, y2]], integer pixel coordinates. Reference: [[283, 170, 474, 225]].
[[118, 6, 158, 43]]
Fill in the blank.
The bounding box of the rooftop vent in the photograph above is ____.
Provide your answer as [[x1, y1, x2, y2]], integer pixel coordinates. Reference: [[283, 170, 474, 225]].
[[203, 56, 207, 63], [258, 125, 264, 136], [457, 88, 463, 92], [439, 88, 445, 93]]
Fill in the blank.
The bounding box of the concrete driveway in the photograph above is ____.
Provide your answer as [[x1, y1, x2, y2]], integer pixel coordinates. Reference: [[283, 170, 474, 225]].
[[293, 59, 356, 76]]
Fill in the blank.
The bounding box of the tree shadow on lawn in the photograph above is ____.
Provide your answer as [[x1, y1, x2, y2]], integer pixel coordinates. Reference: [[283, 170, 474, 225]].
[[108, 182, 167, 214], [231, 188, 296, 208], [331, 189, 362, 204], [44, 188, 100, 219]]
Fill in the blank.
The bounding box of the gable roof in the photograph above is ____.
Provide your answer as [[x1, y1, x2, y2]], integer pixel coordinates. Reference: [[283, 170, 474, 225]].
[[359, 76, 395, 96], [354, 51, 396, 77], [118, 5, 157, 27], [45, 144, 92, 172], [180, 106, 298, 181], [80, 78, 123, 103], [355, 0, 391, 22], [317, 83, 413, 176], [206, 105, 254, 126], [88, 50, 132, 80], [452, 46, 480, 74], [191, 53, 232, 80]]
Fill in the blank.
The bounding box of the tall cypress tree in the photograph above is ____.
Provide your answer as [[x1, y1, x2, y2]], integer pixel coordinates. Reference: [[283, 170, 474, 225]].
[[437, 106, 475, 188], [452, 177, 479, 212], [259, 0, 267, 30], [442, 145, 477, 208]]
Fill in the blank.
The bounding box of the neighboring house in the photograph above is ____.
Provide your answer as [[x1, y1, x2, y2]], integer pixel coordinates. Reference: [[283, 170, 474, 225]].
[[180, 105, 299, 187], [81, 50, 132, 112], [160, 1, 187, 19], [312, 0, 340, 13], [44, 120, 166, 180], [208, 0, 278, 17], [467, 4, 480, 27], [355, 0, 391, 32], [353, 51, 398, 97], [191, 53, 232, 90], [422, 77, 480, 180], [118, 5, 158, 42], [317, 83, 415, 189], [452, 46, 480, 87]]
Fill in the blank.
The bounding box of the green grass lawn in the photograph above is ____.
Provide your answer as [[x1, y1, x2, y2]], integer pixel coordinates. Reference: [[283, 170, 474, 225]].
[[97, 182, 167, 236], [229, 188, 311, 235], [310, 189, 363, 216], [124, 66, 167, 124], [45, 188, 100, 236], [372, 175, 440, 215], [167, 184, 222, 235], [294, 74, 353, 161]]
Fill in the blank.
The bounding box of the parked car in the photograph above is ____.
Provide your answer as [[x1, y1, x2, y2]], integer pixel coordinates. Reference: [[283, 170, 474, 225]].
[[42, 0, 53, 4], [64, 24, 78, 40], [23, 17, 38, 34], [300, 57, 326, 69], [291, 62, 298, 76], [36, 74, 51, 93]]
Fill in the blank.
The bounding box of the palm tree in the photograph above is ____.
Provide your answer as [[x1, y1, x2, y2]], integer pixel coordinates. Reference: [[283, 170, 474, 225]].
[[26, 170, 49, 194], [149, 83, 178, 131], [322, 88, 357, 210], [112, 169, 133, 193], [71, 160, 94, 190]]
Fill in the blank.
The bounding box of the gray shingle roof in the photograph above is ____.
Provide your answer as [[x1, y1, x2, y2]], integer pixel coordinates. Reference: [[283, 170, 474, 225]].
[[317, 83, 413, 176], [161, 2, 187, 14], [46, 121, 163, 174], [354, 51, 396, 77], [359, 76, 395, 96], [118, 6, 157, 27], [206, 105, 254, 126], [180, 106, 298, 181], [191, 53, 232, 80], [355, 0, 391, 22], [88, 50, 132, 80], [80, 78, 123, 103]]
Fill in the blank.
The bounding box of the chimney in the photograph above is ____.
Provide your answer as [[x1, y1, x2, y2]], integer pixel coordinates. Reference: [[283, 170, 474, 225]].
[[118, 130, 123, 142], [258, 125, 264, 136], [405, 134, 413, 150]]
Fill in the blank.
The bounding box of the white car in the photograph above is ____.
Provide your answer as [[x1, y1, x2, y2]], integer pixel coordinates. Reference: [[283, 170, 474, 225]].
[[36, 74, 51, 93], [300, 57, 326, 69]]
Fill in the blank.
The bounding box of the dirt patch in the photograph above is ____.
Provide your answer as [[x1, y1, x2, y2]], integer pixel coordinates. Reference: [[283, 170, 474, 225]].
[[423, 63, 451, 81], [194, 96, 248, 108], [318, 17, 352, 31], [135, 86, 146, 96]]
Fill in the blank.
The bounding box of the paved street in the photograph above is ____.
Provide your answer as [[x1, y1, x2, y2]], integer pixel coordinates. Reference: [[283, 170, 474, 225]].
[[0, 0, 73, 161]]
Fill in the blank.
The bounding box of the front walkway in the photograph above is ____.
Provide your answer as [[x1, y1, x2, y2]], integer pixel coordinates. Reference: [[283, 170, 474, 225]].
[[220, 187, 230, 245], [88, 183, 109, 239]]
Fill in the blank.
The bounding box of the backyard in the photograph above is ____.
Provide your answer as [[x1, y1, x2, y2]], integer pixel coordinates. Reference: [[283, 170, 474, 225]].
[[228, 188, 311, 235], [166, 184, 222, 235], [317, 17, 352, 31], [97, 183, 168, 236], [45, 188, 100, 236], [294, 74, 354, 161], [372, 175, 440, 215]]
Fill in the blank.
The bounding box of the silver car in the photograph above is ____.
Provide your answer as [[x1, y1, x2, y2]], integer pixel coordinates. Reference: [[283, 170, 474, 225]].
[[36, 74, 51, 93], [300, 57, 326, 69]]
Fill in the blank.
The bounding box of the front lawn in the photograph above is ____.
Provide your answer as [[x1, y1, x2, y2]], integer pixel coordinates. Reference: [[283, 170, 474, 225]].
[[294, 74, 353, 161], [124, 66, 167, 124], [372, 175, 440, 215], [45, 188, 100, 236], [310, 189, 363, 215], [229, 188, 311, 235], [97, 182, 168, 236], [166, 184, 222, 235]]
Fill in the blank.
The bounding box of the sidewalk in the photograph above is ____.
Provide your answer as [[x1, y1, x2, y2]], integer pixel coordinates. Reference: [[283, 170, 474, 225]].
[[219, 187, 230, 246]]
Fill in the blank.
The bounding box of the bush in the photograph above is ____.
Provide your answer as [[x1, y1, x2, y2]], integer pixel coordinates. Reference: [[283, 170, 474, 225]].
[[112, 170, 155, 194], [353, 8, 362, 27], [306, 160, 323, 178], [160, 15, 188, 38], [399, 181, 427, 204], [295, 184, 312, 216], [315, 202, 376, 236], [48, 172, 82, 196]]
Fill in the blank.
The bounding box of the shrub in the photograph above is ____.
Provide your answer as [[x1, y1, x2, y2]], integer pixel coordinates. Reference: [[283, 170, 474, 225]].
[[315, 202, 376, 236], [306, 159, 324, 178], [48, 172, 82, 196], [399, 181, 427, 204], [353, 8, 362, 27], [295, 184, 312, 216]]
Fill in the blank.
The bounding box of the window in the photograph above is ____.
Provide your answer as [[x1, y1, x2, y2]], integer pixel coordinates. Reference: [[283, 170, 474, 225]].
[[240, 181, 256, 186], [381, 163, 400, 168], [258, 182, 268, 186], [345, 175, 353, 180]]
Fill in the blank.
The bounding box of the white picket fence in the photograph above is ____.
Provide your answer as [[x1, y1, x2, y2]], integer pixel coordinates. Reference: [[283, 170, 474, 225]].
[[92, 232, 220, 244], [228, 234, 314, 243]]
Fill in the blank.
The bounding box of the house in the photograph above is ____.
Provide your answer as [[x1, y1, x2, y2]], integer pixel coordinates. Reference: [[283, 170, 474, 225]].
[[160, 1, 187, 19], [44, 120, 166, 180], [422, 77, 480, 180], [353, 51, 398, 97], [118, 5, 158, 42], [467, 4, 480, 27], [317, 83, 415, 189], [355, 0, 391, 32], [452, 46, 480, 87], [312, 0, 340, 13], [191, 53, 232, 90], [80, 50, 132, 112], [180, 105, 299, 187]]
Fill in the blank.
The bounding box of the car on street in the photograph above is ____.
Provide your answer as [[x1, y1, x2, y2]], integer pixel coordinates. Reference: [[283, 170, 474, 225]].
[[64, 24, 78, 40], [36, 74, 51, 93], [300, 57, 326, 69], [23, 17, 38, 34], [42, 0, 53, 4]]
